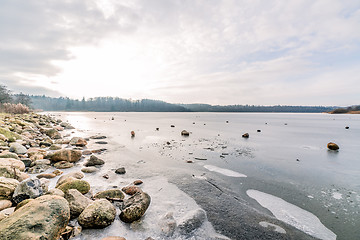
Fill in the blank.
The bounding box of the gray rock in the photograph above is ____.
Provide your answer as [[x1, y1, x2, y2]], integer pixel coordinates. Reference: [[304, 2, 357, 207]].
[[84, 155, 105, 167], [12, 178, 43, 204], [178, 209, 207, 235], [78, 199, 116, 228], [115, 167, 126, 174], [120, 191, 151, 223], [9, 143, 27, 155], [65, 189, 93, 218]]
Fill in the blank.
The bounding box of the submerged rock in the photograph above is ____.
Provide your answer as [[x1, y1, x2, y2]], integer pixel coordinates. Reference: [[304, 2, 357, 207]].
[[0, 195, 70, 240], [78, 199, 116, 228], [65, 189, 93, 218], [120, 191, 151, 223], [12, 178, 43, 204], [181, 130, 190, 136], [159, 212, 177, 237], [178, 209, 207, 235], [242, 133, 249, 138], [327, 142, 339, 150]]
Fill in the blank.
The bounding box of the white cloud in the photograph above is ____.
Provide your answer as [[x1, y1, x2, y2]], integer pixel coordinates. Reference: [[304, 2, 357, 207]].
[[1, 0, 359, 105]]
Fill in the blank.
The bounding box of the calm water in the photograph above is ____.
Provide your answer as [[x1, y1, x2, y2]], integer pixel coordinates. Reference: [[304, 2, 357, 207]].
[[48, 112, 360, 240]]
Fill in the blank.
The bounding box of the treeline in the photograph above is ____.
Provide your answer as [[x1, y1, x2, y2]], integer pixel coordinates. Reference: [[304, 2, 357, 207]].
[[30, 95, 188, 112], [330, 105, 360, 114], [180, 103, 334, 113]]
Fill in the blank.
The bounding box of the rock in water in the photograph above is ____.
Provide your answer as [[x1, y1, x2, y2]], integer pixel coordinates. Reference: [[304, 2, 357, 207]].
[[78, 199, 116, 228], [84, 155, 105, 167], [327, 142, 339, 150], [242, 133, 249, 138], [178, 209, 207, 235], [115, 167, 126, 174], [12, 178, 43, 204], [0, 195, 70, 240], [64, 189, 93, 218], [181, 130, 190, 136], [0, 177, 20, 200], [51, 149, 82, 162], [159, 212, 177, 237], [120, 191, 151, 223], [9, 143, 27, 155]]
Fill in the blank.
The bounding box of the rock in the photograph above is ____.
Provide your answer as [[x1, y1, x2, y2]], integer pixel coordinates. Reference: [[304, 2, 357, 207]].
[[92, 148, 107, 153], [0, 199, 12, 211], [49, 144, 62, 150], [133, 180, 143, 185], [29, 153, 44, 161], [27, 148, 47, 157], [57, 178, 90, 194], [57, 172, 84, 186], [82, 150, 92, 155], [51, 149, 82, 162], [178, 209, 207, 234], [12, 178, 43, 204], [84, 155, 105, 167], [181, 130, 190, 136], [0, 133, 8, 142], [0, 166, 25, 180], [95, 141, 108, 144], [120, 191, 151, 223], [0, 195, 70, 240], [34, 159, 51, 165], [159, 212, 176, 237], [54, 161, 74, 169], [14, 198, 33, 211], [36, 173, 56, 179], [242, 133, 249, 138], [78, 199, 116, 228], [9, 143, 27, 155], [257, 129, 261, 132], [0, 152, 19, 159], [81, 167, 98, 173], [0, 158, 25, 171], [345, 126, 349, 129], [131, 131, 135, 137], [64, 189, 93, 218], [60, 122, 75, 129], [70, 137, 87, 147], [327, 142, 339, 150], [90, 135, 107, 139], [27, 164, 51, 173], [94, 189, 124, 200], [44, 128, 62, 139], [101, 237, 126, 240], [53, 169, 63, 176], [46, 188, 65, 197], [0, 207, 15, 221], [115, 167, 126, 174], [21, 158, 32, 167], [103, 174, 109, 179], [122, 186, 141, 196], [171, 125, 175, 128]]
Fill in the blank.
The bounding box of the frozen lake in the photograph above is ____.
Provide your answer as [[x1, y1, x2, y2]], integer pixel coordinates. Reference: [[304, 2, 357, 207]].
[[46, 112, 360, 240]]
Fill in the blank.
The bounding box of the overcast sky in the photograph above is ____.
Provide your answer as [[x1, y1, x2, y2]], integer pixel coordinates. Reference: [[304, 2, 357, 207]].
[[1, 0, 359, 106]]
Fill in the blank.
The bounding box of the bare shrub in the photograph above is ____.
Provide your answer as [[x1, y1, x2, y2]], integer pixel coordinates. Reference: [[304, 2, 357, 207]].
[[0, 103, 30, 114]]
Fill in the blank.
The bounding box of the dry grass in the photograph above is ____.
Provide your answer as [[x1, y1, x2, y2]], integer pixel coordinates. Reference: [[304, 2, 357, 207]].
[[0, 103, 30, 114]]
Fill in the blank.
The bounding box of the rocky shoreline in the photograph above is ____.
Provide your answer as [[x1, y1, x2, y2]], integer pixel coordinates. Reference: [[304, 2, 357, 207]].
[[0, 113, 154, 240]]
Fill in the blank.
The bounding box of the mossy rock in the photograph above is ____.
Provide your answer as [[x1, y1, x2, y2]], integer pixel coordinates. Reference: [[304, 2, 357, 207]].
[[57, 179, 90, 194], [94, 189, 124, 200], [0, 128, 21, 141]]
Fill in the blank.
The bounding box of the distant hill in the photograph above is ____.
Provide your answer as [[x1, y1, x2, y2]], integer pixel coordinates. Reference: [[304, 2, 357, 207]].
[[29, 95, 336, 113], [329, 105, 360, 114]]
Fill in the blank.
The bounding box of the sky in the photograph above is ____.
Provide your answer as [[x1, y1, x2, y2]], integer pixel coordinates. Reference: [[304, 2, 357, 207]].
[[0, 0, 359, 106]]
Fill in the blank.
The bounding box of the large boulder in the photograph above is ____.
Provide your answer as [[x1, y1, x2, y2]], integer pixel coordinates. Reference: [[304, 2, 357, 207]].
[[9, 142, 27, 155], [50, 149, 82, 162], [0, 158, 25, 171], [70, 137, 87, 147], [94, 189, 124, 200], [0, 195, 70, 240], [120, 191, 151, 223], [64, 189, 93, 218], [12, 178, 43, 204], [0, 177, 19, 200], [84, 155, 104, 167], [57, 178, 90, 194], [78, 199, 116, 228]]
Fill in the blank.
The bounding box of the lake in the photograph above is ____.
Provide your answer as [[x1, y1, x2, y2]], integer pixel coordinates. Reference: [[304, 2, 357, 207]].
[[47, 112, 360, 240]]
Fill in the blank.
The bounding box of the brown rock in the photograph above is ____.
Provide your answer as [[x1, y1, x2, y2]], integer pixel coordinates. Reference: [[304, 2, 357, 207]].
[[133, 180, 143, 185], [122, 186, 141, 196], [327, 142, 339, 150], [70, 137, 87, 147], [36, 173, 56, 179], [51, 149, 82, 162], [0, 199, 12, 211], [54, 161, 74, 169]]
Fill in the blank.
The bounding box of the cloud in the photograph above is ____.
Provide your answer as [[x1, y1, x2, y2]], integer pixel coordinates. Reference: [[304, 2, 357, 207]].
[[1, 0, 359, 105]]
